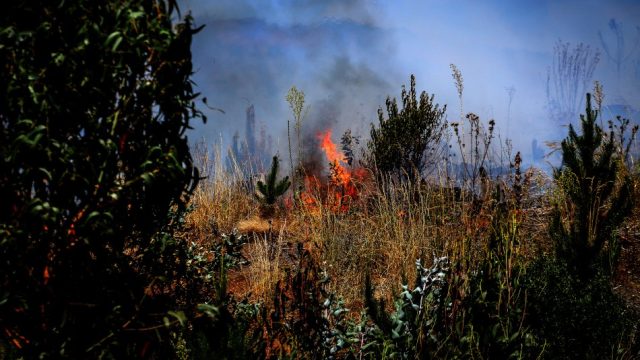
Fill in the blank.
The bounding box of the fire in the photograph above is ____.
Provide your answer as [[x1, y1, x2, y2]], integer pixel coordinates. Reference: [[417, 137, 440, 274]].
[[318, 130, 345, 169], [319, 130, 351, 187], [297, 129, 367, 213]]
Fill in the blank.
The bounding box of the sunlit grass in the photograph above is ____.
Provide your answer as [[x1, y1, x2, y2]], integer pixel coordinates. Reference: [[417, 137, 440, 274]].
[[184, 142, 556, 309]]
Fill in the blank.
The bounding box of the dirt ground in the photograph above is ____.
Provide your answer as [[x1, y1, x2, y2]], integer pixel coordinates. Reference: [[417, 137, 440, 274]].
[[614, 203, 640, 312]]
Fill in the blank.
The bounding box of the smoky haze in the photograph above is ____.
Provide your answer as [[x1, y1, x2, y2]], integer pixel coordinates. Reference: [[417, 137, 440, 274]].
[[181, 0, 640, 169], [182, 0, 400, 169]]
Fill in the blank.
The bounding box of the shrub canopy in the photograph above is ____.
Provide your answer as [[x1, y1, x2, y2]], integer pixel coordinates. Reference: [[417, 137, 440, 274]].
[[368, 75, 446, 182], [0, 1, 204, 356]]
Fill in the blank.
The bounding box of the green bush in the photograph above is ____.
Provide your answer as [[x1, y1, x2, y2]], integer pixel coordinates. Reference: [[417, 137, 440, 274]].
[[529, 92, 640, 359], [0, 1, 206, 356], [367, 75, 447, 183], [551, 93, 634, 277], [180, 231, 264, 360], [524, 257, 639, 359], [258, 244, 357, 359], [255, 155, 291, 218]]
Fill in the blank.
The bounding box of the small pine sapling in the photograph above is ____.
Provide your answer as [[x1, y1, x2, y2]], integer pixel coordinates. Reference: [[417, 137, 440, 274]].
[[255, 155, 291, 217], [552, 93, 634, 277]]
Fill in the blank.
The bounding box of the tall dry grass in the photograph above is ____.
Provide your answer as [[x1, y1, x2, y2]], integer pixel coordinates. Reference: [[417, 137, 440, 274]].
[[185, 141, 553, 308], [243, 225, 290, 300], [186, 142, 258, 243]]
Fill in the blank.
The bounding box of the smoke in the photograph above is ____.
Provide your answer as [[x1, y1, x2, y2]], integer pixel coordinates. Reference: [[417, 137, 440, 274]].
[[183, 0, 400, 170], [181, 0, 640, 169]]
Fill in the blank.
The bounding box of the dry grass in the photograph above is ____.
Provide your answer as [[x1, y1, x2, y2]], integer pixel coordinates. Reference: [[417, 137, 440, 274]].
[[243, 225, 289, 302], [185, 143, 259, 243], [299, 178, 465, 305], [237, 217, 271, 235], [185, 143, 556, 308]]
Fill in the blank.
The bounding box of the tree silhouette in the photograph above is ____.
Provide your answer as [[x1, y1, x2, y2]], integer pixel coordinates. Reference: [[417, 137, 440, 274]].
[[0, 1, 205, 356], [598, 18, 640, 93]]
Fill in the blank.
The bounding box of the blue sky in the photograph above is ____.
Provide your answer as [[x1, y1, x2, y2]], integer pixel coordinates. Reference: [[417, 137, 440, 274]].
[[180, 0, 640, 163]]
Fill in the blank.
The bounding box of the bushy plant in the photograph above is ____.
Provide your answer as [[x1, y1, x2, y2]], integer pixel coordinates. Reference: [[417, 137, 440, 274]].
[[459, 206, 539, 359], [524, 257, 639, 359], [551, 93, 634, 277], [367, 75, 447, 183], [180, 231, 265, 360], [526, 93, 639, 358], [0, 1, 205, 356], [261, 244, 356, 359], [363, 256, 452, 359], [362, 204, 540, 359]]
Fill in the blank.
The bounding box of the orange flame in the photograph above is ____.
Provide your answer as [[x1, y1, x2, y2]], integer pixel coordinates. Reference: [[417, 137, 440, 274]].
[[319, 129, 361, 211], [319, 130, 346, 167], [293, 129, 368, 214], [319, 130, 350, 185]]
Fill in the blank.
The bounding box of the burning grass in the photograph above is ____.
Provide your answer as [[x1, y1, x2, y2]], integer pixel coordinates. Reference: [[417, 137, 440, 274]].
[[184, 135, 554, 309]]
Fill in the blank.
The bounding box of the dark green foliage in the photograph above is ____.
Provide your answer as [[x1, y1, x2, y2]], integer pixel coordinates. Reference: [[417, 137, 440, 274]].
[[552, 93, 634, 277], [458, 208, 539, 359], [183, 232, 266, 360], [368, 75, 446, 182], [0, 1, 205, 356], [363, 257, 453, 359], [256, 155, 291, 205], [255, 155, 291, 217], [524, 257, 639, 359]]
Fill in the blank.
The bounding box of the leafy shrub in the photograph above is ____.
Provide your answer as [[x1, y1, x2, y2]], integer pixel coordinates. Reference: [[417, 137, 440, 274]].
[[524, 257, 639, 359], [255, 155, 291, 218], [367, 75, 447, 183], [363, 256, 453, 359], [458, 207, 540, 359], [182, 232, 265, 360], [260, 244, 357, 359], [0, 1, 205, 356]]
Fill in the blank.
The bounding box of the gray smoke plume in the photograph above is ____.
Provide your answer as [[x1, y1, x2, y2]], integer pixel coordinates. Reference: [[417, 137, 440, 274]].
[[182, 0, 640, 170], [182, 0, 400, 173]]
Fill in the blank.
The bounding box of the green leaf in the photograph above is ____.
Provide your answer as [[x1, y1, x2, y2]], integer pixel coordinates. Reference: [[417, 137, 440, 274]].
[[111, 36, 123, 52], [166, 310, 186, 327], [128, 10, 145, 19], [140, 172, 154, 185], [197, 303, 220, 320]]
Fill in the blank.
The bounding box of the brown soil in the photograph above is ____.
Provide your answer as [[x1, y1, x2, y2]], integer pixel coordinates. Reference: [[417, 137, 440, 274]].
[[614, 203, 640, 312]]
